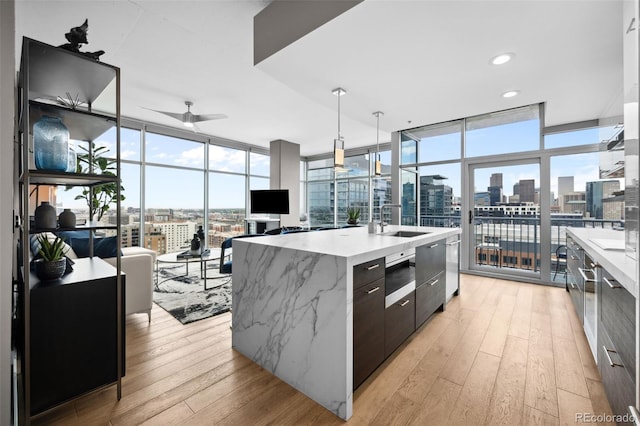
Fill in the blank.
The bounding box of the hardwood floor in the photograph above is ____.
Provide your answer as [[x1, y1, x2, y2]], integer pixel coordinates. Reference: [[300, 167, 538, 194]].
[[33, 274, 615, 425]]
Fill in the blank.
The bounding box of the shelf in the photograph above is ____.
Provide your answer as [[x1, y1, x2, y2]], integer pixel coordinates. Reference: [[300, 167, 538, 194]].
[[28, 100, 116, 142], [29, 223, 118, 234], [23, 170, 118, 187], [28, 257, 117, 291], [22, 38, 117, 108], [17, 36, 123, 423]]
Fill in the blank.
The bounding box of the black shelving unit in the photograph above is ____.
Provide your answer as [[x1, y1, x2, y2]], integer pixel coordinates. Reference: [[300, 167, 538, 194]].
[[13, 37, 123, 424]]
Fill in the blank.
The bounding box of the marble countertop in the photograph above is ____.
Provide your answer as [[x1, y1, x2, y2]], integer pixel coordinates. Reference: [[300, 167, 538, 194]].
[[566, 228, 637, 297], [238, 225, 461, 265]]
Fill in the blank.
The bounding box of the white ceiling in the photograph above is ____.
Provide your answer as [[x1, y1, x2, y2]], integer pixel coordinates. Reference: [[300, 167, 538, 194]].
[[15, 0, 623, 157]]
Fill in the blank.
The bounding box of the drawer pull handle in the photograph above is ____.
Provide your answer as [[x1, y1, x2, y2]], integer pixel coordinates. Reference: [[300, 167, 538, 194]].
[[578, 268, 595, 282], [367, 286, 380, 294], [589, 261, 599, 269], [399, 300, 410, 307], [627, 406, 640, 425], [429, 279, 439, 287], [367, 264, 380, 271], [429, 243, 439, 248], [569, 281, 575, 289], [570, 255, 577, 260], [446, 240, 461, 246], [603, 346, 624, 368], [603, 277, 621, 289]]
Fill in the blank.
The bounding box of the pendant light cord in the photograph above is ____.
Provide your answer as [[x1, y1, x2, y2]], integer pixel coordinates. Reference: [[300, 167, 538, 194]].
[[376, 112, 380, 154], [337, 92, 341, 141]]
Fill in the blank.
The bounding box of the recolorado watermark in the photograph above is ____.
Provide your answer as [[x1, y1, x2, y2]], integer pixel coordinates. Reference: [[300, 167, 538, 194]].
[[575, 412, 635, 423]]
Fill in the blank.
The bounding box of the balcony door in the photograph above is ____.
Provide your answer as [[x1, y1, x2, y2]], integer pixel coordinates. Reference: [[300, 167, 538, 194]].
[[466, 159, 542, 281]]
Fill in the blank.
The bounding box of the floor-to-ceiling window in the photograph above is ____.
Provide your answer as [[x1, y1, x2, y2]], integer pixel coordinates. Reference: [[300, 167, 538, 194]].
[[396, 104, 621, 285], [400, 120, 462, 227], [546, 123, 624, 283], [306, 149, 391, 228], [57, 121, 267, 257]]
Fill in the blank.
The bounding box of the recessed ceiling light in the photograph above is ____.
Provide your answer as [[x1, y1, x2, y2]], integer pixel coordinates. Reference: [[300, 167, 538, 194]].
[[490, 53, 514, 65], [502, 90, 520, 98]]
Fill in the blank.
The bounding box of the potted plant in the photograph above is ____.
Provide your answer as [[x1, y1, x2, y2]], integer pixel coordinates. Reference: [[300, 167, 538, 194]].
[[346, 206, 361, 225], [33, 235, 68, 281], [69, 142, 125, 222]]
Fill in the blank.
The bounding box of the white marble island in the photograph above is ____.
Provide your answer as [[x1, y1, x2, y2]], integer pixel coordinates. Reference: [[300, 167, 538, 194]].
[[231, 225, 461, 420]]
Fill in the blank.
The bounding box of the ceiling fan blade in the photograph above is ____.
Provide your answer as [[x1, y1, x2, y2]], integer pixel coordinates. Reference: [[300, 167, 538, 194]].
[[140, 106, 185, 121], [192, 113, 228, 122]]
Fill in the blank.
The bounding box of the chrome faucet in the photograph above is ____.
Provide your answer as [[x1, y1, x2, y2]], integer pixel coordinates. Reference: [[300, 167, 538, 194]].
[[379, 204, 402, 233]]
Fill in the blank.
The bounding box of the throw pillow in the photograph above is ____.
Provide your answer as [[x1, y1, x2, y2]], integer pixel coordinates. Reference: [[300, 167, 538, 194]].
[[29, 232, 78, 259], [69, 236, 119, 258]]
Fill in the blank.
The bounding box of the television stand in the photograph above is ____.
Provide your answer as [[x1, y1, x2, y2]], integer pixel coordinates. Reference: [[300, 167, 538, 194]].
[[244, 217, 280, 234]]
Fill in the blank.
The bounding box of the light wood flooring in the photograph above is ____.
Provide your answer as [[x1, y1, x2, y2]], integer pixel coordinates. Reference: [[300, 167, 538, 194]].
[[34, 274, 615, 425]]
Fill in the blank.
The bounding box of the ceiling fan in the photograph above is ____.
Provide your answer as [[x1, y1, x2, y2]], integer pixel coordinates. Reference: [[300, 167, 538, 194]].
[[144, 101, 227, 128]]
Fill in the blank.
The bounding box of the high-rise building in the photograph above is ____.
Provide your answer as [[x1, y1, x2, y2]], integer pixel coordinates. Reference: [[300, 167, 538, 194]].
[[420, 175, 452, 227], [474, 192, 490, 206], [586, 180, 620, 219], [402, 181, 416, 224], [488, 186, 502, 206], [562, 192, 586, 214], [490, 173, 503, 188], [513, 182, 519, 196], [148, 221, 197, 253], [518, 179, 535, 203], [558, 176, 574, 197]]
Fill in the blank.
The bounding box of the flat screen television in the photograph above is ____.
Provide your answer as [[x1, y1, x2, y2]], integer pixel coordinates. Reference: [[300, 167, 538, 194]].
[[250, 189, 290, 214]]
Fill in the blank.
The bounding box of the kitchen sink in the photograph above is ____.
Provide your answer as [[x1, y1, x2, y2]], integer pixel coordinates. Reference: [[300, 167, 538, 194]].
[[383, 231, 430, 238]]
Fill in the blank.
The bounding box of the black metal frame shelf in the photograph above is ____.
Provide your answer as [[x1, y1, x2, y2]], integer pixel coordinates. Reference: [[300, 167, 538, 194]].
[[14, 36, 123, 425]]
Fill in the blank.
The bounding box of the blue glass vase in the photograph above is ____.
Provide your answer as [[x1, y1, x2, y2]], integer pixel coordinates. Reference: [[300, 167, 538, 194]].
[[34, 116, 69, 171]]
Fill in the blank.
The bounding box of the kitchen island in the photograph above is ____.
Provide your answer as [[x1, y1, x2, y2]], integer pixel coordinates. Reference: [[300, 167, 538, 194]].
[[231, 225, 461, 420]]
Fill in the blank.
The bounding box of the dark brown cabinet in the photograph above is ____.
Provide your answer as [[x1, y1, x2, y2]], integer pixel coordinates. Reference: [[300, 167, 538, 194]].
[[565, 236, 584, 324], [415, 271, 445, 328], [384, 292, 415, 358], [415, 240, 445, 287], [415, 240, 446, 328], [353, 257, 385, 389], [597, 265, 636, 422]]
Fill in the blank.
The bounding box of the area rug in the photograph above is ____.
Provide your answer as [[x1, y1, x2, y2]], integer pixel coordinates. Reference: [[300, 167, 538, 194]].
[[153, 263, 231, 324]]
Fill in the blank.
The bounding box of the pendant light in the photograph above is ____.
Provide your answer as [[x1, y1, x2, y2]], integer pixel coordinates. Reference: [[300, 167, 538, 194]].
[[373, 111, 383, 176], [332, 87, 346, 169]]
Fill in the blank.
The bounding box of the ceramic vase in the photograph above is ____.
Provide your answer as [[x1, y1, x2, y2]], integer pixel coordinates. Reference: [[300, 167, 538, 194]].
[[58, 209, 76, 228], [34, 116, 69, 171], [34, 201, 57, 229], [190, 233, 201, 255]]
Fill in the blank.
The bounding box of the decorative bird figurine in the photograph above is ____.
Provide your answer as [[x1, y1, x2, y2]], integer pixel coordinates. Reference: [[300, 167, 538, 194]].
[[58, 19, 105, 61]]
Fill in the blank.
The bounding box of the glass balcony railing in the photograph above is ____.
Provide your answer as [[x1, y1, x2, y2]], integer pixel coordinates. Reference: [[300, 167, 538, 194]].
[[418, 214, 624, 282]]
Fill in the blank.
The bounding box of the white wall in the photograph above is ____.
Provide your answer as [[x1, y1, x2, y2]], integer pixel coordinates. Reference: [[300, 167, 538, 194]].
[[270, 139, 300, 227], [0, 1, 15, 424]]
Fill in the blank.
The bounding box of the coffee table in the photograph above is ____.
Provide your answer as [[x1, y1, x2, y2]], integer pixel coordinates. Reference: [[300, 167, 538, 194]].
[[156, 248, 225, 291]]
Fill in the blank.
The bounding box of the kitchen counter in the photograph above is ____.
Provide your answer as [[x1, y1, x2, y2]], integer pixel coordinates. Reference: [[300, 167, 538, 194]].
[[566, 228, 636, 297], [231, 225, 461, 420]]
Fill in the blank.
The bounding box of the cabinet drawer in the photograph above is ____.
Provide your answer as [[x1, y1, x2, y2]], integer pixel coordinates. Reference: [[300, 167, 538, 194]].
[[415, 271, 445, 328], [600, 269, 635, 379], [384, 291, 415, 358], [415, 240, 445, 286], [598, 327, 635, 422], [353, 277, 385, 389], [567, 277, 584, 324], [353, 257, 385, 289]]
